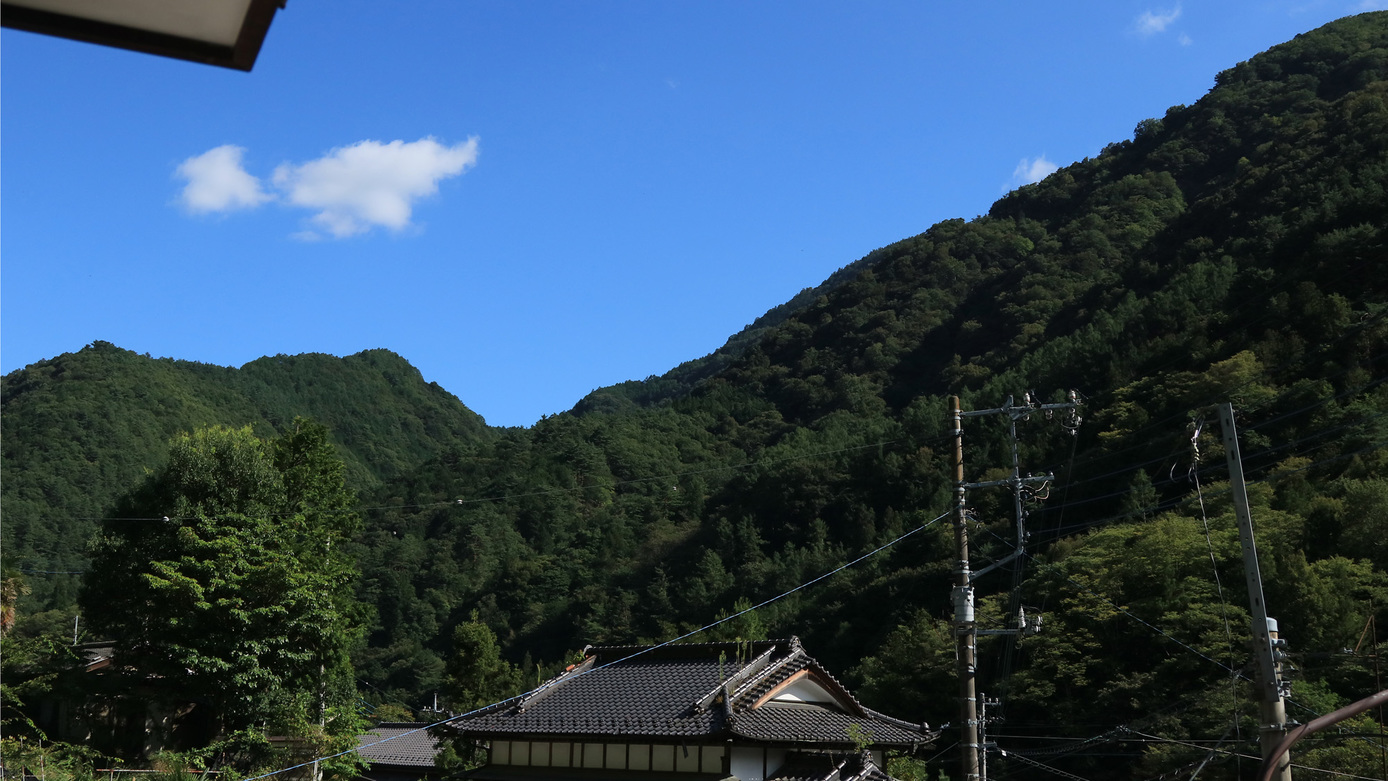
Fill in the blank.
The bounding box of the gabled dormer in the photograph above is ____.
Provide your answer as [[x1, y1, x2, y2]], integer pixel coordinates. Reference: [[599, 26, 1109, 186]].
[[757, 670, 853, 710]]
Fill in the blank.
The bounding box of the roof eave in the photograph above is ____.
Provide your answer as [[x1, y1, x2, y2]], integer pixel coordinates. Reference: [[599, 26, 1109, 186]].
[[0, 0, 284, 71]]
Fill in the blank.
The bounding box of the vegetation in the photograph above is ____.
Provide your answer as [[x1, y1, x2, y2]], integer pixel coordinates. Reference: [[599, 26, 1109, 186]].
[[1, 345, 489, 613], [79, 422, 363, 776], [2, 11, 1387, 781]]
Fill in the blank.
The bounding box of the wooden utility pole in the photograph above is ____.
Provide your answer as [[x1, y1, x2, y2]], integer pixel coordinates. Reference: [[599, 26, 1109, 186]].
[[1218, 403, 1291, 781]]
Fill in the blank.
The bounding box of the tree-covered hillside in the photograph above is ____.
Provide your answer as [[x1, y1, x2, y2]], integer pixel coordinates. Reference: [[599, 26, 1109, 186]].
[[4, 12, 1388, 781], [352, 13, 1388, 780], [1, 343, 489, 612]]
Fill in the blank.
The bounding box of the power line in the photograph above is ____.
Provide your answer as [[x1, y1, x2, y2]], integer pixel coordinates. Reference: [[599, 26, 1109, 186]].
[[1028, 348, 1388, 503], [1186, 418, 1243, 762], [1126, 731, 1388, 781], [1056, 298, 1388, 446], [9, 436, 938, 575], [994, 750, 1095, 781], [970, 523, 1242, 679], [1039, 372, 1388, 505], [21, 429, 1386, 585], [22, 354, 1388, 548], [28, 436, 930, 527], [1036, 438, 1388, 541]]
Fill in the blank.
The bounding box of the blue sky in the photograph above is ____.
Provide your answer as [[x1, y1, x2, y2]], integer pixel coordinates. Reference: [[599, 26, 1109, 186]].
[[3, 2, 1383, 427]]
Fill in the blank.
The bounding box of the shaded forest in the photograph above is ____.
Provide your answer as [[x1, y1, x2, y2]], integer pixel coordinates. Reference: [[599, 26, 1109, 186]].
[[5, 12, 1388, 781]]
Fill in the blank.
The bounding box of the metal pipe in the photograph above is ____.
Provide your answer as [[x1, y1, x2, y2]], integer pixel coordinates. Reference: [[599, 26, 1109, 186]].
[[1258, 689, 1388, 781]]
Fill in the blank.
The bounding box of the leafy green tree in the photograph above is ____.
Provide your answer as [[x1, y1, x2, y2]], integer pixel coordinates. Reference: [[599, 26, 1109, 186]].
[[443, 611, 523, 713], [2, 571, 85, 746], [369, 703, 416, 724], [79, 422, 365, 773], [436, 612, 524, 770], [849, 611, 956, 727], [0, 738, 102, 781], [1119, 469, 1159, 521]]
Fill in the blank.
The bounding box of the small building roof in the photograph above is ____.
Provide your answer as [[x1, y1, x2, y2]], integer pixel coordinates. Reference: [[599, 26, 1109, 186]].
[[358, 723, 441, 769], [769, 752, 894, 781], [445, 638, 934, 750]]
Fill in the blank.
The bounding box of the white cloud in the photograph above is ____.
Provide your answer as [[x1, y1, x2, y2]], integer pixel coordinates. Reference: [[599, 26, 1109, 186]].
[[1136, 5, 1182, 36], [175, 145, 271, 213], [1178, 32, 1193, 46], [272, 137, 479, 238], [173, 137, 479, 238], [1011, 156, 1059, 187]]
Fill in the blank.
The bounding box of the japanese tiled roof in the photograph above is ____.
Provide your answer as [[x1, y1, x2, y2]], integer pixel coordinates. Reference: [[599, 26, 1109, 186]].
[[446, 638, 933, 749], [768, 752, 893, 781], [358, 723, 441, 768]]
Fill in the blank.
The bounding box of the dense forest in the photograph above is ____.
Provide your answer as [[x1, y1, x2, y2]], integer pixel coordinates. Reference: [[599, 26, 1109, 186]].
[[5, 12, 1388, 781], [1, 345, 490, 617]]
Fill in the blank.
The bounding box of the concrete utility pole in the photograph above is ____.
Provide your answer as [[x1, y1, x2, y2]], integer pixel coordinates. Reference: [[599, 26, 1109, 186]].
[[1218, 403, 1292, 781], [951, 396, 980, 781], [951, 392, 1080, 781]]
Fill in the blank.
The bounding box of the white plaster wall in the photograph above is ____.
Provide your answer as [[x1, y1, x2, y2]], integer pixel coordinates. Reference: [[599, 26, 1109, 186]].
[[731, 747, 764, 781], [773, 678, 836, 703], [767, 748, 787, 777]]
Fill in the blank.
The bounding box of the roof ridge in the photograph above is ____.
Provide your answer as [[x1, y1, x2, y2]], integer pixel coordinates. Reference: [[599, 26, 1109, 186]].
[[586, 639, 792, 660], [861, 706, 933, 735], [731, 646, 800, 704], [515, 655, 596, 713], [692, 644, 778, 713]]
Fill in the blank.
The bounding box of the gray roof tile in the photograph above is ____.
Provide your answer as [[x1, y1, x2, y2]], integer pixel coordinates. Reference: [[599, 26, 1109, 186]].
[[446, 639, 933, 749], [358, 724, 441, 768], [769, 752, 893, 781]]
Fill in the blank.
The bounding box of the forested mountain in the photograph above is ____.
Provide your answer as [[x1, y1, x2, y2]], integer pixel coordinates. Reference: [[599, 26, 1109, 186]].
[[1, 343, 490, 612], [353, 13, 1388, 780], [4, 12, 1388, 781]]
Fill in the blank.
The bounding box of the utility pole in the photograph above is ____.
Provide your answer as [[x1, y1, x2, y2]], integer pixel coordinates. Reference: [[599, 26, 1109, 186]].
[[978, 693, 1001, 781], [951, 396, 979, 781], [951, 392, 1080, 781], [1218, 403, 1291, 781]]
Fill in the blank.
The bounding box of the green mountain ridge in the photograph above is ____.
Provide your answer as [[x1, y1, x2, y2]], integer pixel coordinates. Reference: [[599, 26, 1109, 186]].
[[1, 341, 489, 608], [4, 13, 1388, 779], [349, 13, 1388, 779]]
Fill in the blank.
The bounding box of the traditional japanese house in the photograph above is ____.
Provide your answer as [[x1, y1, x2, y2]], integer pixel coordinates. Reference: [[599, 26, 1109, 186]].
[[441, 638, 935, 781]]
